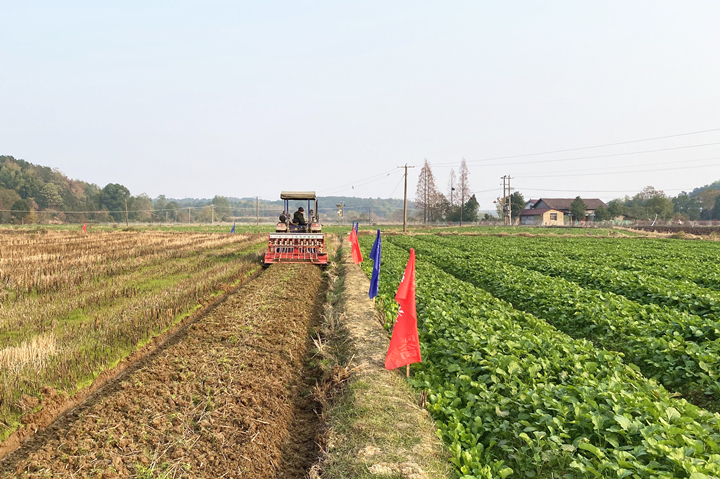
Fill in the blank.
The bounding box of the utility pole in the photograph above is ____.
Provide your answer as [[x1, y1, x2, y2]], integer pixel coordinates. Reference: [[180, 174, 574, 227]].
[[188, 207, 191, 224], [370, 205, 373, 225], [125, 199, 129, 227], [397, 164, 415, 233], [211, 204, 214, 225]]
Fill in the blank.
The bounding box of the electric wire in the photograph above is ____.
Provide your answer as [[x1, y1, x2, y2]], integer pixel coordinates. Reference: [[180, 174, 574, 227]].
[[515, 157, 720, 179], [432, 127, 720, 167], [431, 141, 720, 169]]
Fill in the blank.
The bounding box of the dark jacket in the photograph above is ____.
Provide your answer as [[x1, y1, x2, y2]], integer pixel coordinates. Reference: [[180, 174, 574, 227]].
[[293, 210, 306, 225]]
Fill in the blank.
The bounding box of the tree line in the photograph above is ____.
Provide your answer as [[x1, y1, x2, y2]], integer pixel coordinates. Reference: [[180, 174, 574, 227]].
[[0, 156, 418, 224], [415, 159, 480, 223], [414, 159, 720, 224]]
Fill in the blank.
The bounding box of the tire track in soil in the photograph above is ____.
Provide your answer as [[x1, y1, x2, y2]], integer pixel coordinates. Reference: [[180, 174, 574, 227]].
[[1, 263, 325, 479]]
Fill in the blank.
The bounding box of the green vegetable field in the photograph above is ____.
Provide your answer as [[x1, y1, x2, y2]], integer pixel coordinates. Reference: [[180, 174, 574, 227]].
[[359, 234, 720, 479]]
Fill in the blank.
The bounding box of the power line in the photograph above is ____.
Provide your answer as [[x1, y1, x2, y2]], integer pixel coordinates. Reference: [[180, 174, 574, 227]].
[[318, 168, 398, 194], [515, 187, 687, 194], [388, 173, 406, 198], [432, 127, 720, 167], [431, 141, 720, 169], [515, 156, 720, 178]]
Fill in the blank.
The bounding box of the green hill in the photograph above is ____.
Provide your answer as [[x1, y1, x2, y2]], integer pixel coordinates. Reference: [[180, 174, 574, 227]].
[[0, 155, 414, 224]]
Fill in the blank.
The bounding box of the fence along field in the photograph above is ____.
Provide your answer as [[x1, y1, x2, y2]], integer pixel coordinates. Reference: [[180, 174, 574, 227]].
[[0, 230, 265, 442], [360, 234, 720, 478]]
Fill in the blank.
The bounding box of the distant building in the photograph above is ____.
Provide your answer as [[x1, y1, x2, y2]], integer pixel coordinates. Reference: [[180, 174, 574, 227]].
[[519, 208, 564, 226], [531, 198, 607, 221]]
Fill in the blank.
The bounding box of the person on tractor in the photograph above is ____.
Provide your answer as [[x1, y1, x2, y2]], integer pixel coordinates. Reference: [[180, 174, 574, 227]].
[[293, 207, 307, 225]]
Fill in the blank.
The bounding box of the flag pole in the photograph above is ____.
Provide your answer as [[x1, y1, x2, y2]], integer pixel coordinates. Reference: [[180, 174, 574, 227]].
[[406, 364, 410, 377]]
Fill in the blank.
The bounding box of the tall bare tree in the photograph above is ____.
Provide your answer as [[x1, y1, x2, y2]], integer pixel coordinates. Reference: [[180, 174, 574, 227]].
[[458, 159, 471, 207], [448, 169, 457, 206], [458, 159, 471, 225], [416, 159, 440, 223]]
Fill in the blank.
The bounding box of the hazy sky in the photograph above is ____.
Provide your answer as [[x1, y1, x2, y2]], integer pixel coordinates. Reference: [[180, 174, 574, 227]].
[[2, 1, 720, 207]]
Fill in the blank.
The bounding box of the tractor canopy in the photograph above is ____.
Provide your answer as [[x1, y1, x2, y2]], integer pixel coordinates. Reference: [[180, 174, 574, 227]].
[[280, 191, 316, 200]]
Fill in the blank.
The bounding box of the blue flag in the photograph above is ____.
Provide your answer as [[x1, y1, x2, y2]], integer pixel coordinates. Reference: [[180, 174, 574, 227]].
[[369, 229, 381, 299], [230, 221, 235, 234], [354, 222, 359, 233]]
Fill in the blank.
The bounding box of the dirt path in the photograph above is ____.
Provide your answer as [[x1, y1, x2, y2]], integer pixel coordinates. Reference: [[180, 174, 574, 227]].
[[1, 263, 325, 479], [316, 241, 454, 478]]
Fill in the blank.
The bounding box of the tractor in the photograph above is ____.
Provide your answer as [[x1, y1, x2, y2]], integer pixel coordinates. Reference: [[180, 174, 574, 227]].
[[263, 191, 328, 267]]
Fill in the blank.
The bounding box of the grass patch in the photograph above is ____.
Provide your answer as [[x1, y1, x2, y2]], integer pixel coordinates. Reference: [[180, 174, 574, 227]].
[[312, 238, 454, 479], [320, 371, 455, 479]]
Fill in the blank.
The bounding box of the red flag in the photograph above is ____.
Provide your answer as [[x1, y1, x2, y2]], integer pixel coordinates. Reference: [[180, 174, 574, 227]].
[[82, 223, 87, 234], [385, 248, 421, 370], [349, 228, 363, 264]]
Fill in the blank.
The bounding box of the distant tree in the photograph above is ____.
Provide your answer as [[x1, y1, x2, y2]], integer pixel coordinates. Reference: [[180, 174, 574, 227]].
[[458, 159, 472, 214], [130, 194, 153, 222], [594, 205, 609, 221], [607, 199, 625, 218], [713, 195, 720, 220], [94, 208, 110, 223], [415, 159, 441, 222], [11, 198, 32, 223], [199, 205, 214, 223], [0, 188, 21, 223], [40, 183, 64, 210], [638, 186, 665, 201], [510, 191, 525, 222], [99, 183, 131, 222], [462, 194, 480, 222], [166, 201, 179, 221], [436, 194, 454, 221], [570, 197, 587, 222], [447, 169, 457, 206], [673, 193, 701, 220], [690, 179, 720, 197], [697, 189, 720, 220], [630, 186, 672, 220], [212, 196, 232, 221]]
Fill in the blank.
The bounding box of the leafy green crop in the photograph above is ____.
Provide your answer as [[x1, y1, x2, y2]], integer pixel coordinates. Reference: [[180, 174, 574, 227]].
[[392, 235, 720, 405], [437, 235, 720, 322], [360, 235, 720, 478]]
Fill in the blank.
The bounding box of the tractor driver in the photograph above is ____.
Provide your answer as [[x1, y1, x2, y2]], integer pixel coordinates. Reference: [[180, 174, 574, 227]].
[[293, 207, 307, 225]]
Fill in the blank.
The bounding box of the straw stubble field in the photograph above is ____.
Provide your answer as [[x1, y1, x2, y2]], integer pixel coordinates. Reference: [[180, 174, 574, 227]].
[[2, 262, 325, 478], [0, 230, 267, 446]]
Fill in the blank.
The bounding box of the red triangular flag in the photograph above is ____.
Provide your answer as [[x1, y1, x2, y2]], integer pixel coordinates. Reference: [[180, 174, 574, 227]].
[[349, 228, 363, 264], [82, 223, 87, 234], [385, 248, 421, 370]]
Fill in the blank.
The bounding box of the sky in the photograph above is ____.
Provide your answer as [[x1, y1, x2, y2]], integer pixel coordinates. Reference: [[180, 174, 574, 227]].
[[2, 1, 720, 208]]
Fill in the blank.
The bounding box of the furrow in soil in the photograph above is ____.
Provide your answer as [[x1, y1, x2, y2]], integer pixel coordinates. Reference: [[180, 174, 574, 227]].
[[2, 263, 324, 479]]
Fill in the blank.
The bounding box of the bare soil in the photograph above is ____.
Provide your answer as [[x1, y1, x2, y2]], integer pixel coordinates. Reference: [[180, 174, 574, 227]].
[[0, 263, 325, 478]]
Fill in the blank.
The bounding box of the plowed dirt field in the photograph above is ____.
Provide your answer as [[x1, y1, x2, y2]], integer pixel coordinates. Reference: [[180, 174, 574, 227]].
[[0, 263, 325, 478]]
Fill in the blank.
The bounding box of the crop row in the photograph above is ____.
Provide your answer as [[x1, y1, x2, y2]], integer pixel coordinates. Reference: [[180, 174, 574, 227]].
[[425, 235, 720, 334], [359, 236, 720, 478], [389, 235, 720, 408], [483, 235, 720, 292]]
